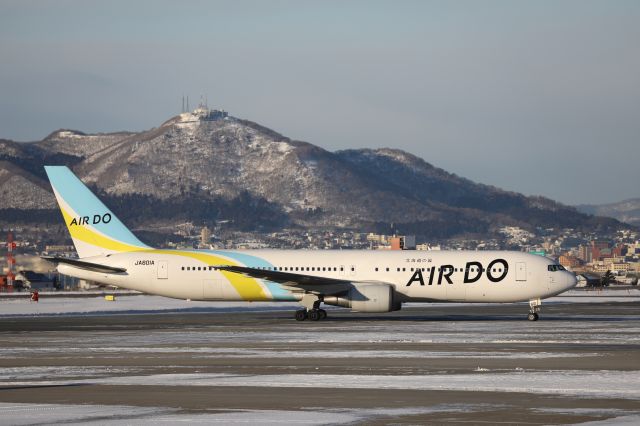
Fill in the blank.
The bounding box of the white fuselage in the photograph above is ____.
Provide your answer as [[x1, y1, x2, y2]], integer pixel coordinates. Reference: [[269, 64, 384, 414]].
[[58, 249, 576, 304]]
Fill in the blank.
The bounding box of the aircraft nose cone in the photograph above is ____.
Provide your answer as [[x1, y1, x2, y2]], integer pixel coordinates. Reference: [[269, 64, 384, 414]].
[[566, 272, 578, 289]]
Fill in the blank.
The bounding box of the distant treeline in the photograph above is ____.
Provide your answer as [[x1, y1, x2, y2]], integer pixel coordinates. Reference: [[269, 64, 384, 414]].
[[94, 190, 290, 231]]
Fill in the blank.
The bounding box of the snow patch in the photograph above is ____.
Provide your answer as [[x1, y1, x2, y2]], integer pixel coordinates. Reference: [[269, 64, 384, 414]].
[[0, 403, 482, 425], [4, 371, 640, 399]]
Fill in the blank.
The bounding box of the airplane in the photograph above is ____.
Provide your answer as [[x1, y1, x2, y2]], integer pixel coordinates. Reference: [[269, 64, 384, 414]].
[[42, 166, 577, 322]]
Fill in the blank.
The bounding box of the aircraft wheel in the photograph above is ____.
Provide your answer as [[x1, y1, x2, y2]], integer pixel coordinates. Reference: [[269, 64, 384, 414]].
[[308, 309, 320, 321], [318, 309, 327, 320], [527, 312, 539, 321], [295, 310, 307, 321]]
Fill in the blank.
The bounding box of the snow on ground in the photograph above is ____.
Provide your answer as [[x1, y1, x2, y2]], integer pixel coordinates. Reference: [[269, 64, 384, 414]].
[[0, 366, 135, 381], [0, 347, 596, 359], [2, 320, 638, 346], [0, 295, 298, 317], [1, 290, 638, 424], [552, 288, 640, 303], [0, 403, 478, 425], [575, 414, 640, 425], [2, 370, 640, 400], [0, 288, 638, 318]]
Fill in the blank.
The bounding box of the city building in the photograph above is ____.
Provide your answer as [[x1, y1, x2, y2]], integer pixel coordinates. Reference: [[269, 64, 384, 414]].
[[200, 226, 211, 247], [578, 244, 592, 263], [558, 254, 583, 270]]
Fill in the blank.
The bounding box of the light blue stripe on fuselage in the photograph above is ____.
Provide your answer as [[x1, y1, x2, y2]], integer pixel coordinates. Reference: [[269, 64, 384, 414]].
[[208, 250, 297, 301]]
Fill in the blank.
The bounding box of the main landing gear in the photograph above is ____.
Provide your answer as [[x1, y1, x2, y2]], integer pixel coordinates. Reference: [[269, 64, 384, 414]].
[[294, 308, 327, 321], [528, 298, 541, 321], [294, 294, 327, 321]]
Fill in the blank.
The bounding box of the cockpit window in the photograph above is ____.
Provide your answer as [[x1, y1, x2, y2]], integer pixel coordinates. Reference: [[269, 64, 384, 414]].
[[547, 264, 566, 272]]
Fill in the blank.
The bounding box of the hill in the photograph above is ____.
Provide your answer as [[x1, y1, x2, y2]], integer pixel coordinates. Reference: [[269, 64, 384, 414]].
[[576, 199, 640, 227], [0, 111, 626, 239]]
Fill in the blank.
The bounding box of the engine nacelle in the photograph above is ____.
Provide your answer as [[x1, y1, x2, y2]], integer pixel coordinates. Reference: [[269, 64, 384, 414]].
[[324, 283, 401, 313]]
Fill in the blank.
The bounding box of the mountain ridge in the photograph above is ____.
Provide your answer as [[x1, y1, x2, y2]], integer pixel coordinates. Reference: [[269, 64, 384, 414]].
[[576, 198, 640, 227], [0, 112, 627, 239]]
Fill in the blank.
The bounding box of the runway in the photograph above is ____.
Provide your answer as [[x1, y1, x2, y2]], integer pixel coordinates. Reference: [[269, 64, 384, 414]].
[[1, 297, 640, 424]]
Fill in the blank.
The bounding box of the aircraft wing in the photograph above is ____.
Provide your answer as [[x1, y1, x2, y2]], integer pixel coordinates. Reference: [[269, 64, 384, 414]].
[[217, 265, 351, 295], [41, 256, 127, 274]]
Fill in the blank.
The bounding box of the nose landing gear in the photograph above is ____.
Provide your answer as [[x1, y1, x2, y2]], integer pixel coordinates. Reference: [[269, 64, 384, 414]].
[[528, 298, 541, 321]]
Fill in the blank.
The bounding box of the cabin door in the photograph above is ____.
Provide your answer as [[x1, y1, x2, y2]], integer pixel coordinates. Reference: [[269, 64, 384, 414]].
[[515, 262, 527, 281], [157, 260, 168, 279]]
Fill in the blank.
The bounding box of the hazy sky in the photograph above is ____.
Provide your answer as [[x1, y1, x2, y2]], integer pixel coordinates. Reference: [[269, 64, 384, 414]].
[[1, 0, 638, 205]]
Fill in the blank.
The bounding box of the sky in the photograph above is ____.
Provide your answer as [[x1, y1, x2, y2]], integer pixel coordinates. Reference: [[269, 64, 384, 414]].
[[1, 0, 638, 205]]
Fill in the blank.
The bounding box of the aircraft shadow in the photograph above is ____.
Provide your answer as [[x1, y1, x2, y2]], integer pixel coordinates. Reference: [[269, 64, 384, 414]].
[[270, 314, 640, 322], [0, 383, 88, 392]]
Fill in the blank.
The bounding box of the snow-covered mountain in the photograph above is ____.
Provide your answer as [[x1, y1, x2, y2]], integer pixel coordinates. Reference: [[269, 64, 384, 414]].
[[0, 112, 625, 237], [577, 199, 640, 227]]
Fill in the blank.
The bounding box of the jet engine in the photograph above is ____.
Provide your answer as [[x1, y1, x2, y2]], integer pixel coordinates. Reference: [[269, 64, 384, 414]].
[[324, 283, 401, 313]]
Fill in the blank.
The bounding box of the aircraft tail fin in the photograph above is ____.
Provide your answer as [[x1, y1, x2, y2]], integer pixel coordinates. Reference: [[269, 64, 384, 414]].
[[44, 166, 150, 258]]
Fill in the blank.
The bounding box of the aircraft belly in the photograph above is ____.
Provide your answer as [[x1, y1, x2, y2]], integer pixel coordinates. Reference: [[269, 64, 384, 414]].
[[400, 279, 541, 303], [464, 281, 538, 302], [402, 283, 447, 301]]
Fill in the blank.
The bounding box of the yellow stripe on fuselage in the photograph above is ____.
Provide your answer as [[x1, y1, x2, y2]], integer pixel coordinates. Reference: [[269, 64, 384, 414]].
[[148, 250, 269, 301]]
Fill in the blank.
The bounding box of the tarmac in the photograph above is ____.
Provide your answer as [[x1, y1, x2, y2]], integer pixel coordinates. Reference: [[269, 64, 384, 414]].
[[1, 299, 639, 424]]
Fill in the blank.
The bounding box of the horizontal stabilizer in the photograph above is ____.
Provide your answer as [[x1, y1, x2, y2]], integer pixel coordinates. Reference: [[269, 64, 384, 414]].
[[41, 256, 127, 274]]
